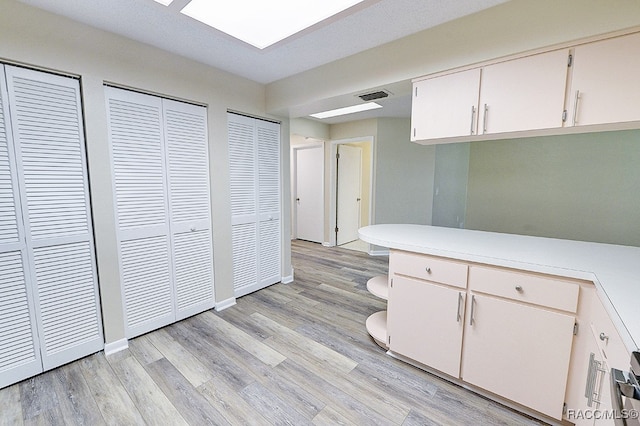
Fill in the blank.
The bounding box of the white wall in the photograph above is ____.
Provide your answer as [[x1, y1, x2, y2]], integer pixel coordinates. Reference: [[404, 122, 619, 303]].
[[0, 0, 289, 344], [465, 130, 640, 246]]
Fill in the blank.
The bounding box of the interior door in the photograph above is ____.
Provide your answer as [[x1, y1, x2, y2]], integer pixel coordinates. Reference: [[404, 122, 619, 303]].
[[106, 87, 174, 338], [6, 66, 103, 370], [336, 144, 362, 245], [295, 145, 323, 243], [0, 64, 42, 388], [163, 99, 214, 320]]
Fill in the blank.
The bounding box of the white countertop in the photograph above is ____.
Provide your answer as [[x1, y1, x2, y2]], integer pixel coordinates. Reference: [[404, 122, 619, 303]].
[[359, 224, 640, 351]]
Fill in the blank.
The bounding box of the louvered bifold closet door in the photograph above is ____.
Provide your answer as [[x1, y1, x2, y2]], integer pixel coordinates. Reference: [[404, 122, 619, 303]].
[[163, 99, 214, 320], [0, 65, 42, 388], [228, 113, 281, 298], [228, 113, 258, 297], [106, 87, 174, 338], [256, 120, 281, 287], [5, 66, 103, 371]]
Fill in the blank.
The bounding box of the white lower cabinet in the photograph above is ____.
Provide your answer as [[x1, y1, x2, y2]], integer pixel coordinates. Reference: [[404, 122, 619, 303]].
[[565, 287, 631, 425], [384, 250, 587, 421], [461, 293, 575, 419], [387, 276, 465, 377]]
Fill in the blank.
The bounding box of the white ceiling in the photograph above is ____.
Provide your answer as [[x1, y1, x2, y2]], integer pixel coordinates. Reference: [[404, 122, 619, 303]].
[[18, 0, 509, 122]]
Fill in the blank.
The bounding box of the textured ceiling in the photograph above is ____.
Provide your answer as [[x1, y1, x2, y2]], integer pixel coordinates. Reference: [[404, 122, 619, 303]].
[[18, 0, 508, 85]]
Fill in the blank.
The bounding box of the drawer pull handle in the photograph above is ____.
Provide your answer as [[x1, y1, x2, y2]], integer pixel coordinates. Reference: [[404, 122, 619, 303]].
[[599, 332, 609, 342], [515, 285, 523, 292], [425, 267, 431, 274]]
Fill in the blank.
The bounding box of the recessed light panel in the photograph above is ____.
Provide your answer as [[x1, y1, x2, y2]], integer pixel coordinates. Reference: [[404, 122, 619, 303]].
[[152, 0, 173, 5], [181, 0, 364, 49], [310, 102, 382, 119]]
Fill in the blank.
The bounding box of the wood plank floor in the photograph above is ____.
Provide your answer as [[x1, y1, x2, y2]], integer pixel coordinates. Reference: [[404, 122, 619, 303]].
[[0, 240, 544, 425]]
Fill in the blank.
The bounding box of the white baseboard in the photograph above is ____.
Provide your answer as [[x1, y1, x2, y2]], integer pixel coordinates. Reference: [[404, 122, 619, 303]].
[[104, 338, 128, 356], [322, 242, 333, 247], [215, 297, 237, 311], [368, 248, 389, 256], [281, 268, 294, 284]]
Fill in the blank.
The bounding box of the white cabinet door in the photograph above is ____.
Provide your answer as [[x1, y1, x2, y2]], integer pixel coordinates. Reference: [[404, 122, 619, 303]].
[[163, 99, 214, 320], [479, 49, 570, 134], [228, 113, 281, 297], [570, 32, 640, 127], [411, 68, 481, 140], [461, 294, 575, 420], [387, 276, 465, 377]]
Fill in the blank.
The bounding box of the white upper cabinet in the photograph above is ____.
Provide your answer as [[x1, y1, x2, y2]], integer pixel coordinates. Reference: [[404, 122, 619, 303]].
[[411, 68, 481, 141], [569, 32, 640, 127], [411, 30, 640, 143], [478, 49, 570, 134]]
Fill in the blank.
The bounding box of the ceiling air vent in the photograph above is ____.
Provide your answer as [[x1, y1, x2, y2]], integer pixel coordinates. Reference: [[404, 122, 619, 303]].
[[357, 90, 391, 102]]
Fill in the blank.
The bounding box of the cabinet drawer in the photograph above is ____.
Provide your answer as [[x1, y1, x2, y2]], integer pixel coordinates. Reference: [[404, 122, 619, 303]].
[[589, 294, 630, 369], [390, 251, 468, 288], [469, 266, 579, 313]]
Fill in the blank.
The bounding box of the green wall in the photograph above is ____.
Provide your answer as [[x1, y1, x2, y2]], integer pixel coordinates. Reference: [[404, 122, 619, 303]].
[[463, 130, 640, 246]]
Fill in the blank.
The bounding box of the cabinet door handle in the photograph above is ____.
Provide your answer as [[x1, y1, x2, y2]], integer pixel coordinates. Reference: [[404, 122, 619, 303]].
[[469, 295, 476, 326], [456, 292, 463, 322], [482, 104, 489, 134], [515, 285, 523, 292], [470, 105, 476, 135], [585, 352, 607, 407], [585, 352, 596, 403], [572, 90, 581, 126]]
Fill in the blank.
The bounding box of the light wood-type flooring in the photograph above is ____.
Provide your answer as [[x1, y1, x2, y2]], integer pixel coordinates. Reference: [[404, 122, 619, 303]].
[[0, 240, 544, 425]]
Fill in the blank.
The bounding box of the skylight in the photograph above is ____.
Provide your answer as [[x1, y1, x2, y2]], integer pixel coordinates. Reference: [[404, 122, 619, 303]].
[[180, 0, 364, 49], [310, 102, 382, 119]]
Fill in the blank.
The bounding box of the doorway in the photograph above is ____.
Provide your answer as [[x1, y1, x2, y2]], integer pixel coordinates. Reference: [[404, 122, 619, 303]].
[[336, 144, 362, 245], [329, 137, 374, 250], [292, 144, 324, 243]]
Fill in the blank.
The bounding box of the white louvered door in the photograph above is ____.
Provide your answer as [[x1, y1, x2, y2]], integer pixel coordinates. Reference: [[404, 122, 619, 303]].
[[228, 113, 281, 297], [1, 65, 103, 383], [106, 88, 213, 338], [0, 65, 42, 388], [163, 99, 213, 320], [107, 88, 173, 338], [256, 120, 281, 287]]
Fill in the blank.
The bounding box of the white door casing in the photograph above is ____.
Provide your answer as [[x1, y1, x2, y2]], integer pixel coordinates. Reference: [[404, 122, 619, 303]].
[[294, 145, 324, 243], [336, 144, 362, 245]]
